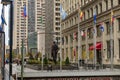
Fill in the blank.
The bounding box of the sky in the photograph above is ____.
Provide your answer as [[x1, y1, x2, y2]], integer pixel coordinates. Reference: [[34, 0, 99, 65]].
[[0, 0, 9, 45]]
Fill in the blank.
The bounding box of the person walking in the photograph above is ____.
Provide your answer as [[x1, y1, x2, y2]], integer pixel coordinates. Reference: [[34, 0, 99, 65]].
[[51, 41, 59, 64]]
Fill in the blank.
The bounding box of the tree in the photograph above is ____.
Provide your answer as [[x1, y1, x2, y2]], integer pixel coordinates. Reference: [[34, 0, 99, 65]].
[[65, 57, 70, 65], [28, 52, 34, 60]]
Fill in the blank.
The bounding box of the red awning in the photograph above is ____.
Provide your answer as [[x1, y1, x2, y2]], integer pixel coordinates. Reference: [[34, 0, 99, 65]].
[[89, 42, 102, 50]]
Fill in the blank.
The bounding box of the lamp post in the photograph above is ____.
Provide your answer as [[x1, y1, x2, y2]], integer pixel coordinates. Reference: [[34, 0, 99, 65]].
[[1, 0, 11, 80], [0, 30, 5, 80]]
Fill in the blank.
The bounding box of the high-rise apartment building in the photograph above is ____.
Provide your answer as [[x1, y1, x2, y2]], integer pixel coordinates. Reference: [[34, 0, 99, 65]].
[[28, 0, 35, 33], [28, 0, 37, 53], [35, 0, 46, 54], [45, 0, 61, 58], [13, 0, 28, 54]]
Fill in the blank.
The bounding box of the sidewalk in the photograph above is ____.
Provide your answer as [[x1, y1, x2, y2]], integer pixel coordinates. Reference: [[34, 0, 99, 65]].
[[0, 73, 2, 80]]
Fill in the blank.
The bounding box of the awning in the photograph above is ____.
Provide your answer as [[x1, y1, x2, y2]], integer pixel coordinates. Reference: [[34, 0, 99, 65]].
[[89, 42, 102, 50]]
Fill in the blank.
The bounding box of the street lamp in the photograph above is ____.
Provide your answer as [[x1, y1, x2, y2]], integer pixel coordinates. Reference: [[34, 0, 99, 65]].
[[1, 0, 13, 80], [0, 29, 5, 80]]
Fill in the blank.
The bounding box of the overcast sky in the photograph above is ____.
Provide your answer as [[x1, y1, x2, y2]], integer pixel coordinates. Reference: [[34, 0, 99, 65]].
[[0, 0, 9, 45]]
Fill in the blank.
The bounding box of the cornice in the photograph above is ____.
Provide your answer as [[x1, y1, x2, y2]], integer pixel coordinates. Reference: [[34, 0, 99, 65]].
[[80, 0, 98, 10], [80, 5, 120, 26], [62, 24, 78, 34]]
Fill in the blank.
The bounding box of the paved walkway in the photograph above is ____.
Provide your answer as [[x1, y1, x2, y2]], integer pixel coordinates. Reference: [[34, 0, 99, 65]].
[[0, 70, 2, 80]]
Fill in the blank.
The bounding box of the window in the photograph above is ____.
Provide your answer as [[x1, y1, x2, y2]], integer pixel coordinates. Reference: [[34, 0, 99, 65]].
[[99, 3, 102, 13], [111, 0, 113, 8], [95, 5, 98, 15], [105, 0, 108, 10], [118, 18, 120, 31], [107, 40, 114, 59], [106, 22, 110, 34], [91, 8, 93, 17], [119, 0, 120, 4], [65, 36, 68, 44], [70, 34, 73, 43], [96, 25, 101, 37], [87, 10, 90, 18], [107, 41, 110, 59], [81, 30, 85, 40], [87, 28, 93, 39], [84, 12, 86, 20], [82, 45, 86, 59]]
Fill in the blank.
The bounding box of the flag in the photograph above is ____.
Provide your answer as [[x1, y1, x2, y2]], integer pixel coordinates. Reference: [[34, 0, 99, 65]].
[[22, 5, 27, 17], [1, 8, 7, 25], [80, 12, 83, 19], [111, 10, 114, 24], [0, 25, 3, 32], [1, 15, 7, 25], [93, 13, 96, 24], [81, 30, 85, 37], [74, 32, 77, 39], [60, 4, 67, 20], [99, 23, 104, 32]]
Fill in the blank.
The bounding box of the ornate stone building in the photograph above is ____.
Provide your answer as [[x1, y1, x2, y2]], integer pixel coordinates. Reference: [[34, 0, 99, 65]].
[[61, 0, 120, 67]]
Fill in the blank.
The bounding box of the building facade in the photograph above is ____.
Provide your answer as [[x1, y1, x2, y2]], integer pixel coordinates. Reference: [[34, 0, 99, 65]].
[[35, 0, 46, 55], [13, 0, 28, 54], [61, 0, 81, 62], [28, 0, 37, 53], [61, 0, 120, 67], [28, 0, 35, 33], [45, 0, 61, 58]]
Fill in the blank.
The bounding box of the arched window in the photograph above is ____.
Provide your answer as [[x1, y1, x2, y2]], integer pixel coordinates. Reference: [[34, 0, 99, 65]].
[[91, 8, 93, 17], [84, 12, 86, 20], [119, 0, 120, 4], [99, 3, 102, 13], [111, 0, 113, 8], [105, 0, 108, 10], [87, 10, 90, 18], [95, 5, 98, 15]]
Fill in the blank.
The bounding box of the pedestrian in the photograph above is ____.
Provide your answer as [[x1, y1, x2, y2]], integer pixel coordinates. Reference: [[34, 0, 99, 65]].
[[51, 41, 59, 64]]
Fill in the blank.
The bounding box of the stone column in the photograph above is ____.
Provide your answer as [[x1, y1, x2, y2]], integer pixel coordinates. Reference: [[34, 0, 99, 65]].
[[37, 27, 45, 56]]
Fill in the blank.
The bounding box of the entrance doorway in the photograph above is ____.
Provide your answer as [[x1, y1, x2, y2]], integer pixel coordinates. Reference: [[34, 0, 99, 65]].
[[96, 50, 102, 64]]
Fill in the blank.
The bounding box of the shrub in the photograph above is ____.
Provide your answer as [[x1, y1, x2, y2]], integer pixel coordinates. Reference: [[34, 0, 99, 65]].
[[27, 60, 41, 64], [65, 57, 70, 65], [44, 57, 48, 65]]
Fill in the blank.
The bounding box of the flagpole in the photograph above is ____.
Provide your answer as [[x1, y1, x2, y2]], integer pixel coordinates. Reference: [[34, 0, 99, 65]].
[[110, 10, 114, 70], [60, 23, 62, 71], [101, 23, 104, 69], [93, 8, 97, 70], [9, 1, 13, 80], [21, 5, 27, 80], [77, 4, 81, 70], [1, 5, 5, 80], [60, 4, 62, 71]]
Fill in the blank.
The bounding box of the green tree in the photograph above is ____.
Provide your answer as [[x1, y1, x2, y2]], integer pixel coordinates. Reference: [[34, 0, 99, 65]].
[[44, 57, 48, 65], [65, 57, 70, 65]]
